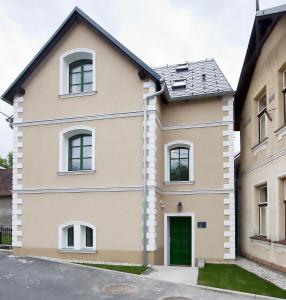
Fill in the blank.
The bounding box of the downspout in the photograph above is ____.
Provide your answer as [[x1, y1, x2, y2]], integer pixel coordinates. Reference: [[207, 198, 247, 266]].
[[143, 80, 166, 265]]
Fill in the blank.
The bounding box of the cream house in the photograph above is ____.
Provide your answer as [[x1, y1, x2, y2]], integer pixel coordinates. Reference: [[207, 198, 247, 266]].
[[1, 7, 235, 266], [235, 4, 286, 272]]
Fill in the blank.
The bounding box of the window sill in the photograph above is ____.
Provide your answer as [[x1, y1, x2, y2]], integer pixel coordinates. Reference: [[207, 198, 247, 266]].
[[59, 248, 96, 253], [250, 235, 271, 244], [58, 170, 95, 176], [273, 240, 286, 253], [275, 125, 286, 141], [164, 181, 194, 185], [59, 91, 97, 99], [251, 138, 268, 156]]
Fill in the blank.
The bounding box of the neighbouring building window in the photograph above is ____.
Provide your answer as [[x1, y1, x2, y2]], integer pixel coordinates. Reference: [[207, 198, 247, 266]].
[[282, 70, 286, 125], [58, 126, 95, 173], [164, 141, 194, 183], [59, 221, 96, 251], [257, 93, 267, 142], [68, 134, 92, 171], [69, 59, 93, 93], [172, 79, 187, 90], [59, 48, 96, 95], [258, 185, 268, 236], [170, 147, 189, 181]]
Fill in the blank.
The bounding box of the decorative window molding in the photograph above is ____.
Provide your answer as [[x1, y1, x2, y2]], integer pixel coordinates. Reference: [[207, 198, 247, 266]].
[[164, 140, 194, 183], [59, 126, 95, 173], [59, 48, 96, 96], [58, 221, 96, 252]]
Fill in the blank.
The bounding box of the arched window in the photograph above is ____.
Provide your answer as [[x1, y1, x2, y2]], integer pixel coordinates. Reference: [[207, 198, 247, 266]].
[[69, 59, 93, 93], [59, 48, 96, 96], [59, 126, 95, 173], [59, 221, 96, 252], [68, 134, 92, 171], [170, 147, 189, 181], [164, 140, 194, 183]]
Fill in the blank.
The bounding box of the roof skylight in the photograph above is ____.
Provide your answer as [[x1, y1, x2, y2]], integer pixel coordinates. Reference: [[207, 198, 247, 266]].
[[176, 63, 188, 72], [172, 79, 187, 90]]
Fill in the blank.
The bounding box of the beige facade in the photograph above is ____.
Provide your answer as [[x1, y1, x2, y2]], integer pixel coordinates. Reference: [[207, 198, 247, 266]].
[[4, 10, 235, 265], [238, 15, 286, 271]]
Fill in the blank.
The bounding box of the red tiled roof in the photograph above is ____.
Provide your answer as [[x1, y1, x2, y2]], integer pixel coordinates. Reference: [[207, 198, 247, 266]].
[[0, 169, 12, 197]]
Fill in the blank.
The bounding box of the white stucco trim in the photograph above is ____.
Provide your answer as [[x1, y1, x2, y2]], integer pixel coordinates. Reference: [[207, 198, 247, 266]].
[[222, 96, 235, 260], [58, 221, 96, 252], [58, 125, 95, 172], [164, 140, 194, 183], [143, 80, 158, 252], [164, 212, 195, 266], [12, 95, 24, 248], [59, 48, 96, 95], [13, 186, 234, 195]]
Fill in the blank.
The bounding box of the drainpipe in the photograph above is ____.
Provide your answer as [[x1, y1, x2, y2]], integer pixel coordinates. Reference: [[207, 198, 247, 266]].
[[143, 80, 166, 266]]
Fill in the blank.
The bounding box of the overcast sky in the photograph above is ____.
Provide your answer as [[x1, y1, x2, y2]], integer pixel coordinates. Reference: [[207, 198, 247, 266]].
[[0, 0, 285, 157]]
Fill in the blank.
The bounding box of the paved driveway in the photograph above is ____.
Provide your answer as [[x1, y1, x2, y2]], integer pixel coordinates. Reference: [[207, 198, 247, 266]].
[[0, 253, 269, 300]]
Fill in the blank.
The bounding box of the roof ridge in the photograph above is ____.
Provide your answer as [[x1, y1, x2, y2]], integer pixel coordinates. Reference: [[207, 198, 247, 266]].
[[153, 58, 214, 70]]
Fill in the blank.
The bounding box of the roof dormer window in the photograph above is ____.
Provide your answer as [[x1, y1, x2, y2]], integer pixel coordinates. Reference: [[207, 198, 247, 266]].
[[176, 63, 188, 72], [172, 79, 187, 90]]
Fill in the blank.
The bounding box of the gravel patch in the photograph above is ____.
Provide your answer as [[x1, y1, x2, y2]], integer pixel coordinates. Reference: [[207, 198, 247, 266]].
[[235, 257, 286, 290]]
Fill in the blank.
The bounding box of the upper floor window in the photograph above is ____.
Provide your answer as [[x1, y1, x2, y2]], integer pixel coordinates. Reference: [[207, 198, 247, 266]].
[[68, 134, 92, 171], [59, 221, 96, 252], [59, 126, 95, 173], [257, 93, 267, 142], [59, 48, 96, 96], [69, 59, 93, 94], [164, 141, 194, 183], [170, 147, 189, 181], [258, 185, 268, 237], [282, 69, 286, 125]]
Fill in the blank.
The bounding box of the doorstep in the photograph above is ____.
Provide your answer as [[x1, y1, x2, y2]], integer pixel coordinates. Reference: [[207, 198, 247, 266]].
[[143, 265, 198, 285]]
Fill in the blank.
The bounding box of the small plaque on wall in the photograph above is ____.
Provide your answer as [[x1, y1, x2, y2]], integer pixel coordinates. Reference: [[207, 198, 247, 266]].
[[197, 222, 207, 229]]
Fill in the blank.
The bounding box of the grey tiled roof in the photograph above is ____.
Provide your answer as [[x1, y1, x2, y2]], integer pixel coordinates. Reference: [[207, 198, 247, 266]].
[[154, 59, 233, 101]]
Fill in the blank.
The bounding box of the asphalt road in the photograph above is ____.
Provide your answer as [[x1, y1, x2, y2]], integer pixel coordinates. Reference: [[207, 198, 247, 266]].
[[0, 253, 268, 300]]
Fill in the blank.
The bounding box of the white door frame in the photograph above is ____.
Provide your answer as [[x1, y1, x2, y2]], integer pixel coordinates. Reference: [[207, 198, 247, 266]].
[[164, 212, 195, 266]]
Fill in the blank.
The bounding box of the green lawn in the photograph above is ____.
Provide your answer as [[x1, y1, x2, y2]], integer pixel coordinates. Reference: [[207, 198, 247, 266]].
[[75, 263, 148, 275], [198, 264, 286, 299]]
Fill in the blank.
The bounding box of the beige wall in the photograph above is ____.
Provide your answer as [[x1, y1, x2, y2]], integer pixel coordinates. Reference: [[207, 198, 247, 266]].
[[21, 117, 143, 188], [239, 16, 286, 270], [22, 21, 146, 121]]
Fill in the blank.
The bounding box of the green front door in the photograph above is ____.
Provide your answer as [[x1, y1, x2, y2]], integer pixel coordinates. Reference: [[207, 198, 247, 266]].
[[170, 217, 192, 266]]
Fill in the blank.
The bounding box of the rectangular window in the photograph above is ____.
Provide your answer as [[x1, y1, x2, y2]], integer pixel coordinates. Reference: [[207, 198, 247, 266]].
[[86, 227, 93, 247], [172, 79, 187, 90], [258, 185, 268, 236], [257, 94, 267, 142], [282, 70, 286, 125], [67, 226, 74, 247]]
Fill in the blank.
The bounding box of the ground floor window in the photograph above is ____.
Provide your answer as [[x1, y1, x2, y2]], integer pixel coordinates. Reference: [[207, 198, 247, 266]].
[[59, 221, 96, 251], [258, 185, 268, 237]]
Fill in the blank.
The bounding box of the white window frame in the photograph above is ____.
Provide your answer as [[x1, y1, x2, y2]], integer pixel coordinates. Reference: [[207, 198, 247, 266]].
[[58, 221, 96, 252], [58, 126, 95, 173], [258, 185, 268, 237], [59, 48, 96, 96], [164, 140, 194, 183]]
